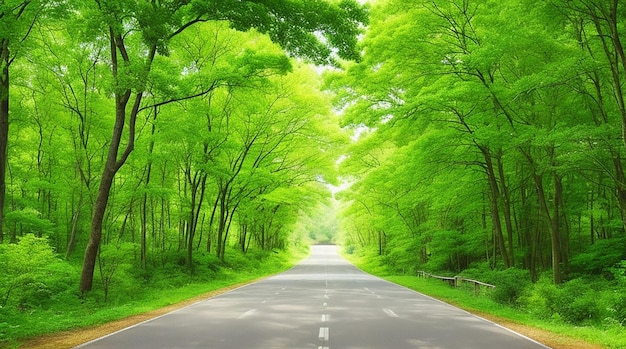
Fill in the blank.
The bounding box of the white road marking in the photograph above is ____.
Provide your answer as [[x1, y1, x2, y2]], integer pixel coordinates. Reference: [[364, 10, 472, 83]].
[[323, 302, 327, 307], [364, 287, 377, 294], [238, 309, 256, 319], [324, 294, 329, 299], [383, 308, 398, 317], [321, 314, 330, 322], [318, 327, 329, 341]]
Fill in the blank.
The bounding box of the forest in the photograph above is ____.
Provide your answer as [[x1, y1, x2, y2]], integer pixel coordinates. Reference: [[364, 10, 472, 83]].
[[331, 0, 626, 333], [0, 0, 365, 345], [2, 0, 626, 347]]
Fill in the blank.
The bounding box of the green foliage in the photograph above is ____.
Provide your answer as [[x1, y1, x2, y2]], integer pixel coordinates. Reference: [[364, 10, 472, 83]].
[[1, 243, 303, 346], [570, 238, 626, 276], [518, 277, 613, 325], [97, 243, 139, 303], [0, 235, 71, 309], [3, 209, 54, 236], [475, 268, 531, 306], [347, 253, 626, 349]]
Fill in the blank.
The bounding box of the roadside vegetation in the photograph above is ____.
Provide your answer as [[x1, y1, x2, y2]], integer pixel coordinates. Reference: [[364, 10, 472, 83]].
[[331, 1, 626, 348], [0, 237, 307, 349], [344, 247, 626, 349]]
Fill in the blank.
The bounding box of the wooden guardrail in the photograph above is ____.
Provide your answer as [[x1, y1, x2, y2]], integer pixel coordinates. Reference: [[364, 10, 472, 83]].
[[417, 271, 496, 295]]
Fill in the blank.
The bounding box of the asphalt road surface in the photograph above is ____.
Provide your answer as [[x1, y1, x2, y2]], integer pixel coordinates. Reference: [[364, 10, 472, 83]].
[[75, 245, 550, 349]]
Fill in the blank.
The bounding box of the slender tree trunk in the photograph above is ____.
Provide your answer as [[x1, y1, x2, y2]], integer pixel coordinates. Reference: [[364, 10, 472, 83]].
[[79, 149, 120, 293], [216, 184, 229, 261], [79, 22, 153, 292], [534, 172, 562, 284], [239, 222, 248, 253], [480, 145, 511, 268], [0, 54, 8, 244], [66, 191, 83, 258], [140, 113, 158, 269], [186, 173, 207, 271], [496, 153, 515, 266], [555, 174, 570, 275]]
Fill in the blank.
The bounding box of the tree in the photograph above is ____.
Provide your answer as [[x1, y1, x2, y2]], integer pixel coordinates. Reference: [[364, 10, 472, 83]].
[[77, 0, 367, 292], [0, 1, 45, 243], [330, 0, 626, 285]]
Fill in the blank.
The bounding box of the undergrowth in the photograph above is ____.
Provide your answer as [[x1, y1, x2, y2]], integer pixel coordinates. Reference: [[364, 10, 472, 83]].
[[0, 236, 308, 349], [343, 247, 626, 349]]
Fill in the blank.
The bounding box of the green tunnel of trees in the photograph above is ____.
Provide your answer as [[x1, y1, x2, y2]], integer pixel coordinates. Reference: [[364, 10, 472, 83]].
[[3, 0, 626, 338]]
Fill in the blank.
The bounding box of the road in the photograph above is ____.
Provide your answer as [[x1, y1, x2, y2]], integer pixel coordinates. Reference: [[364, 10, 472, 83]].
[[75, 245, 550, 349]]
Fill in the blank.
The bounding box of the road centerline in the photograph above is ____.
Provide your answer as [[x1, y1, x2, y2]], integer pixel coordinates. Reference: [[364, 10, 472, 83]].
[[383, 308, 399, 318], [74, 245, 551, 349], [237, 308, 256, 319]]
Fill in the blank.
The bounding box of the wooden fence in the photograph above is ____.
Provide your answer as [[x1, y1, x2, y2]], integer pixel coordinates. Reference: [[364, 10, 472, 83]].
[[417, 271, 496, 295]]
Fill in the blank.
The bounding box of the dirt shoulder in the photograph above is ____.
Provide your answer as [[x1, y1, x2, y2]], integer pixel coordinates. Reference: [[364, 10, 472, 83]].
[[473, 311, 603, 349], [20, 283, 603, 349], [19, 282, 250, 349]]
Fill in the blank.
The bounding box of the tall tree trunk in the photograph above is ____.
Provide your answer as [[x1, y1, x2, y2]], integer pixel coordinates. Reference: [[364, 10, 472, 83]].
[[186, 172, 207, 272], [496, 153, 515, 266], [79, 25, 152, 293], [480, 145, 511, 268], [66, 191, 84, 258], [522, 146, 563, 284], [140, 113, 158, 269], [216, 183, 229, 261], [0, 1, 34, 243], [0, 54, 8, 243], [79, 149, 120, 293]]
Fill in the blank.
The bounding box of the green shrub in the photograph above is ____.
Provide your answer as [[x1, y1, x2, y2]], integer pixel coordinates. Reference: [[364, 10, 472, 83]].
[[524, 278, 604, 325], [569, 238, 626, 276], [518, 275, 562, 319], [486, 268, 531, 305], [0, 234, 61, 308]]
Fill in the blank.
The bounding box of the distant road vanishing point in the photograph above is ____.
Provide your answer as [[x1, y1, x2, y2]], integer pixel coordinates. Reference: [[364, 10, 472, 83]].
[[75, 245, 550, 349]]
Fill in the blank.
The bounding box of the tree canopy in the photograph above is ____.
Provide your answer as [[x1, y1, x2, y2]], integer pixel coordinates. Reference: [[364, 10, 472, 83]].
[[331, 0, 626, 287]]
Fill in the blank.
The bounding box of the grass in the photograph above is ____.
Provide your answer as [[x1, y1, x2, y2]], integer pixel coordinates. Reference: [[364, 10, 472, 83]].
[[0, 247, 308, 349], [343, 250, 626, 349]]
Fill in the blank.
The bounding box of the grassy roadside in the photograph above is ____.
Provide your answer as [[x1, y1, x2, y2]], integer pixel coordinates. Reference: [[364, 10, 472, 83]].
[[342, 250, 626, 349], [2, 247, 309, 349]]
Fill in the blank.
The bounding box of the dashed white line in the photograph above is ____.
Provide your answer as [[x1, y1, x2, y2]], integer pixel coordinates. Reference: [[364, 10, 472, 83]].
[[238, 309, 257, 319], [383, 308, 399, 317], [318, 327, 329, 341], [321, 314, 330, 322]]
